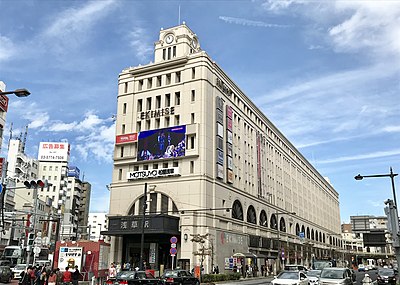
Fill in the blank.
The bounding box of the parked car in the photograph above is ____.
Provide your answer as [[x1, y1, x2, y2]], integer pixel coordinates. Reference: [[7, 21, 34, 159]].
[[284, 264, 308, 272], [0, 266, 13, 283], [271, 270, 309, 285], [377, 268, 397, 285], [319, 267, 353, 285], [106, 270, 162, 285], [12, 264, 26, 280], [307, 270, 321, 285], [160, 269, 200, 285]]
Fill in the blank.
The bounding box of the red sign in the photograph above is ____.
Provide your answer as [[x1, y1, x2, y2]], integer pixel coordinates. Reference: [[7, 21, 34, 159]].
[[170, 248, 177, 255], [116, 133, 138, 144], [0, 95, 9, 112], [0, 158, 4, 177], [170, 236, 178, 244]]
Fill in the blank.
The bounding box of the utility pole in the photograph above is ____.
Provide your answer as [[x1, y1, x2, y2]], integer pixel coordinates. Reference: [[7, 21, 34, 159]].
[[384, 199, 400, 269]]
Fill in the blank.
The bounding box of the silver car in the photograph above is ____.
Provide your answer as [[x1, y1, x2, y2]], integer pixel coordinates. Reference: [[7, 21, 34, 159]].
[[307, 270, 321, 285], [319, 268, 353, 285]]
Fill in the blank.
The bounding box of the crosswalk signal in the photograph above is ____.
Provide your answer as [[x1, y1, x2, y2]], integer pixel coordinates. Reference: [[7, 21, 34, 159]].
[[27, 233, 35, 246]]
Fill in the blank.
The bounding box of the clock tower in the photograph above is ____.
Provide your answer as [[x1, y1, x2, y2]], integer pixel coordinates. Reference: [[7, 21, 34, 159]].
[[154, 22, 200, 63]]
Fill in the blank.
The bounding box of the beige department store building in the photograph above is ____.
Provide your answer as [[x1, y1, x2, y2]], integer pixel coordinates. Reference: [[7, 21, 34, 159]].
[[105, 23, 343, 274]]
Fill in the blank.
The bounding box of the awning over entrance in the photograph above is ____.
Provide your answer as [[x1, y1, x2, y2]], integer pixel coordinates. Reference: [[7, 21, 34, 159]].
[[101, 214, 180, 236], [233, 252, 258, 258]]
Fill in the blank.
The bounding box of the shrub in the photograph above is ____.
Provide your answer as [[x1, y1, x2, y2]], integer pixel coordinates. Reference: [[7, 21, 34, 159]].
[[201, 272, 242, 282]]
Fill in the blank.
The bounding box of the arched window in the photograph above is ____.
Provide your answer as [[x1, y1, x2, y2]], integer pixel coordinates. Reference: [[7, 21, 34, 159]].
[[259, 210, 268, 227], [306, 227, 310, 239], [315, 230, 319, 241], [295, 223, 300, 236], [232, 200, 244, 221], [247, 205, 257, 224], [311, 229, 315, 240], [270, 214, 278, 230], [279, 217, 286, 232]]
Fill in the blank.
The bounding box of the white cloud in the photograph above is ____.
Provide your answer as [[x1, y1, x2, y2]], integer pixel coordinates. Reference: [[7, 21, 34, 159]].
[[76, 111, 104, 130], [127, 27, 153, 62], [0, 35, 16, 61], [219, 16, 290, 28], [316, 149, 400, 164]]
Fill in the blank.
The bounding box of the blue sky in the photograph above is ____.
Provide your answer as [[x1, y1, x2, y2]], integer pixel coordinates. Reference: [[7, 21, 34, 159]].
[[0, 0, 399, 223]]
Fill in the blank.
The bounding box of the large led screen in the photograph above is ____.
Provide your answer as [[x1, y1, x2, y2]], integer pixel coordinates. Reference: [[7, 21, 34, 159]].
[[137, 125, 186, 161]]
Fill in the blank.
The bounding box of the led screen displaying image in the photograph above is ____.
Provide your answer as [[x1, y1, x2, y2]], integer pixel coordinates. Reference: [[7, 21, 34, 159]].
[[137, 125, 186, 161]]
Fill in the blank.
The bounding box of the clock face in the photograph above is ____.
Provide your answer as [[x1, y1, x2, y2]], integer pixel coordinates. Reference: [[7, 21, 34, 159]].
[[165, 34, 174, 44]]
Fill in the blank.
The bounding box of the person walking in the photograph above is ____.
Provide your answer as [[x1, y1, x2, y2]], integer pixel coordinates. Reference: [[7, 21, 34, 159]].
[[48, 270, 57, 285], [63, 267, 72, 285], [20, 266, 32, 285], [108, 263, 117, 280], [71, 266, 80, 285]]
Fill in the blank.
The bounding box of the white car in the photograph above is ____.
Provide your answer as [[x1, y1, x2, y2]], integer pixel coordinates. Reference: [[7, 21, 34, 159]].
[[271, 271, 309, 285], [307, 270, 321, 285], [12, 264, 26, 279]]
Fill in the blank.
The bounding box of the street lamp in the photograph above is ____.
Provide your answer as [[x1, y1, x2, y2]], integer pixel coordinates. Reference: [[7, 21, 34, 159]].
[[355, 167, 398, 208], [0, 88, 31, 97], [274, 211, 296, 271], [355, 167, 399, 268]]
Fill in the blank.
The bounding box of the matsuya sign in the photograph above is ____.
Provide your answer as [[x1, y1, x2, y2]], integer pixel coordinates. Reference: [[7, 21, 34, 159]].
[[127, 167, 180, 180]]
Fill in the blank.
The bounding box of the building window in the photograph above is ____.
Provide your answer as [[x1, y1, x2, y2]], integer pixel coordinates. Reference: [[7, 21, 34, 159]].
[[137, 121, 142, 132], [187, 135, 195, 149], [120, 146, 124, 158], [175, 115, 180, 125], [163, 49, 166, 60], [176, 71, 181, 83], [147, 78, 152, 89], [146, 120, 150, 130], [157, 76, 161, 87], [124, 82, 128, 93], [191, 90, 195, 102], [54, 176, 57, 180], [146, 97, 152, 110], [43, 166, 47, 171], [55, 166, 58, 171], [137, 99, 143, 112], [165, 94, 170, 107], [163, 162, 168, 168], [173, 46, 176, 57], [155, 118, 160, 129], [143, 165, 149, 170], [122, 124, 126, 134], [167, 47, 171, 60], [190, 161, 194, 173], [175, 92, 180, 105], [166, 74, 171, 85], [49, 166, 52, 171], [191, 113, 195, 124], [118, 169, 122, 180], [123, 103, 127, 114], [139, 80, 143, 91], [156, 95, 161, 108], [192, 67, 196, 79], [165, 117, 170, 127], [134, 165, 139, 171], [173, 161, 178, 167], [153, 164, 158, 169]]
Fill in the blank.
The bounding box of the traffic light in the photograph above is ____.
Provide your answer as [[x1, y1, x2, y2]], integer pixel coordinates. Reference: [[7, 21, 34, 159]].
[[24, 180, 46, 189], [27, 233, 35, 246]]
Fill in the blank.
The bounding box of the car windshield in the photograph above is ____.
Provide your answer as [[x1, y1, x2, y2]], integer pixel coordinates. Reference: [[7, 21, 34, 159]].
[[278, 272, 299, 280], [14, 265, 26, 270], [117, 271, 135, 278], [321, 270, 344, 279], [307, 271, 321, 277], [379, 269, 394, 276], [313, 261, 332, 270], [163, 271, 179, 277]]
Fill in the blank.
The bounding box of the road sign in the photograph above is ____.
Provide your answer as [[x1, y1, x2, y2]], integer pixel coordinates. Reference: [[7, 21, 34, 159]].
[[171, 243, 176, 248], [33, 246, 41, 254], [34, 237, 42, 247], [170, 248, 177, 255], [170, 236, 178, 244]]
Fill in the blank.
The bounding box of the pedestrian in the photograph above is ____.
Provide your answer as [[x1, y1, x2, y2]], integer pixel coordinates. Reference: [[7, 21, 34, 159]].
[[63, 267, 72, 285], [108, 263, 117, 280], [55, 268, 63, 285], [261, 265, 265, 277], [36, 270, 47, 285], [20, 266, 32, 285], [362, 273, 372, 285], [71, 266, 80, 285], [48, 270, 57, 285]]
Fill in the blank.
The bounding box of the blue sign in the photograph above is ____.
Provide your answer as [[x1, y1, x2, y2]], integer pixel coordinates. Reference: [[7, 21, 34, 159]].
[[68, 166, 80, 179], [0, 184, 2, 194], [299, 232, 305, 239]]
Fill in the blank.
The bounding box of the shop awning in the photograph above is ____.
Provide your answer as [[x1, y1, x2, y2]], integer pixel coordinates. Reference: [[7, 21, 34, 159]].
[[233, 252, 257, 258]]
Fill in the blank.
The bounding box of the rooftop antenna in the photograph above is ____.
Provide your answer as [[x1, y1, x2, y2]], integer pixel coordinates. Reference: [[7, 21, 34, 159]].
[[82, 171, 85, 182], [178, 5, 181, 25], [7, 122, 13, 152], [22, 125, 28, 153]]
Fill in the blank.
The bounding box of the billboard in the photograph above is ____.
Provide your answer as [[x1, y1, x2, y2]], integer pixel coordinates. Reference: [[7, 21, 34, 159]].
[[38, 142, 70, 162], [363, 231, 387, 246], [58, 247, 83, 271], [68, 166, 80, 179], [137, 125, 186, 161], [116, 133, 138, 145]]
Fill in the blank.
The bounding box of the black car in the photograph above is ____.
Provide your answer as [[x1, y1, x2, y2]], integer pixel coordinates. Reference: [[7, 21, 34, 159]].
[[106, 270, 162, 285], [0, 266, 13, 283], [377, 268, 397, 285], [161, 270, 200, 285]]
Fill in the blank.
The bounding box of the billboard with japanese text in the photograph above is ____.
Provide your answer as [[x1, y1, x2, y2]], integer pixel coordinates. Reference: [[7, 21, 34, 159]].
[[38, 142, 70, 162]]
